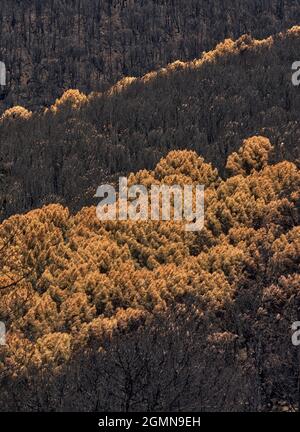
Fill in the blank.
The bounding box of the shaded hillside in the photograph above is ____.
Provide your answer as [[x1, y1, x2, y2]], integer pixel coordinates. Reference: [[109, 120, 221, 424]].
[[0, 137, 299, 411], [1, 0, 300, 109], [1, 28, 300, 220]]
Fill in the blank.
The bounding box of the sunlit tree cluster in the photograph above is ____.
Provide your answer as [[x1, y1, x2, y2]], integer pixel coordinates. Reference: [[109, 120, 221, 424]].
[[0, 136, 299, 411]]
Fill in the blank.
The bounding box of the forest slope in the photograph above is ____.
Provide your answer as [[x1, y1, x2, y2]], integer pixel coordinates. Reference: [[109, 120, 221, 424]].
[[1, 0, 300, 109], [0, 27, 300, 220], [0, 137, 299, 411]]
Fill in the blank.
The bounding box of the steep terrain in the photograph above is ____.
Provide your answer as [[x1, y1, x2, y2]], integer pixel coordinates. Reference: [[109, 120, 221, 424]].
[[0, 0, 300, 109], [1, 27, 300, 220], [0, 2, 300, 413], [0, 137, 299, 411]]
